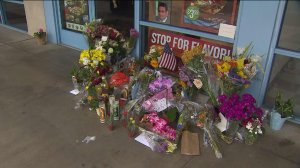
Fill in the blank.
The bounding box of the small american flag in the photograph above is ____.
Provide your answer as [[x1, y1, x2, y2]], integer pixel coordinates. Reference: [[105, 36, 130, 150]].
[[159, 43, 177, 71]]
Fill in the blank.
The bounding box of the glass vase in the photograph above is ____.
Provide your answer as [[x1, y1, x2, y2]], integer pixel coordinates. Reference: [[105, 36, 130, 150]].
[[226, 120, 240, 137], [72, 76, 79, 91], [245, 133, 257, 145]]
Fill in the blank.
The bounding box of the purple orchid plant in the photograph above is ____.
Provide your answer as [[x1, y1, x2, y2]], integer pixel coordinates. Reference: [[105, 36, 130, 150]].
[[149, 76, 173, 93]]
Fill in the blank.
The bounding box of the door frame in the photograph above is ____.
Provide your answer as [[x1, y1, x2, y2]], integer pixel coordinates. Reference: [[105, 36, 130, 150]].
[[259, 0, 300, 123], [45, 0, 138, 55], [55, 0, 95, 50]]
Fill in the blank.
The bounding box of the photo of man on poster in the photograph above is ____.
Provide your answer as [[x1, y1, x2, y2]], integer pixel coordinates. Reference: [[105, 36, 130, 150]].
[[155, 2, 170, 24]]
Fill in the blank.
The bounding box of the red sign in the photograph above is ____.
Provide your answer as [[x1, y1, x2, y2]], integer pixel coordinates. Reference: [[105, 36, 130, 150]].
[[148, 29, 232, 60]]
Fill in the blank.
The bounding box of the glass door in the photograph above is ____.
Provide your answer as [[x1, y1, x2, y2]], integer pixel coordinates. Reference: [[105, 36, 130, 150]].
[[58, 0, 92, 49], [58, 0, 134, 49], [263, 0, 300, 123]]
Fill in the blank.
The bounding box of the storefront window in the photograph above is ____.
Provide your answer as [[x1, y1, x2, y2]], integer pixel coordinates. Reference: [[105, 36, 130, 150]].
[[95, 0, 134, 37], [2, 1, 27, 31], [277, 0, 300, 52], [144, 27, 233, 59], [60, 0, 89, 32], [143, 0, 239, 34], [263, 55, 300, 117], [263, 0, 300, 122]]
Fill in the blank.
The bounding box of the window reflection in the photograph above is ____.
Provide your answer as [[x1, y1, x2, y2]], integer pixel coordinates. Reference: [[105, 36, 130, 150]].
[[264, 55, 300, 117], [143, 0, 239, 34], [278, 0, 300, 52], [95, 0, 134, 37], [2, 1, 28, 31]]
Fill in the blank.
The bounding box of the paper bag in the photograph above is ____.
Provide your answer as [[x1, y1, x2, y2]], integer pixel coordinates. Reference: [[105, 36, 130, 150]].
[[181, 131, 200, 155]]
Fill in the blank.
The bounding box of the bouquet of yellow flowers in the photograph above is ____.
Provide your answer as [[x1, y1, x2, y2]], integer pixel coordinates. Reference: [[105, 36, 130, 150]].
[[181, 46, 203, 64], [213, 44, 263, 95], [144, 45, 164, 69], [79, 49, 106, 67]]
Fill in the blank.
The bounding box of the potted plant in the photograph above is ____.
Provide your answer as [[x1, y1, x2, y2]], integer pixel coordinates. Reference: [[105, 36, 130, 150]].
[[33, 28, 47, 45], [270, 92, 294, 130]]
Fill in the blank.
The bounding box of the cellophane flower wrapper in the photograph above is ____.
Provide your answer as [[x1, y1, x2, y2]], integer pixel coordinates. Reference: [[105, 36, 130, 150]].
[[200, 104, 223, 159], [144, 131, 168, 153], [109, 72, 130, 87], [215, 44, 264, 96], [134, 68, 156, 97], [220, 75, 248, 96], [140, 112, 177, 141], [206, 63, 220, 102], [215, 120, 240, 144], [74, 89, 89, 110], [179, 101, 222, 159], [142, 88, 174, 112], [139, 127, 177, 153], [126, 28, 139, 55], [186, 55, 218, 106], [217, 93, 264, 144], [204, 124, 222, 159], [148, 76, 174, 94]]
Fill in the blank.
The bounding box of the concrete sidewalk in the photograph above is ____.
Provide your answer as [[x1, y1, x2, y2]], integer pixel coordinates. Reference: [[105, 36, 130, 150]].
[[0, 25, 299, 168]]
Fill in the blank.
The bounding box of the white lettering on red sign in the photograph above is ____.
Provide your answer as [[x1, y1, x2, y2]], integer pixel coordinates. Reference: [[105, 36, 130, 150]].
[[149, 29, 232, 60]]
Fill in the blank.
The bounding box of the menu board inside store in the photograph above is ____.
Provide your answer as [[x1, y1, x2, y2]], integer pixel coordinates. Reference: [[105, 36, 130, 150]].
[[62, 0, 89, 32], [182, 0, 238, 33]]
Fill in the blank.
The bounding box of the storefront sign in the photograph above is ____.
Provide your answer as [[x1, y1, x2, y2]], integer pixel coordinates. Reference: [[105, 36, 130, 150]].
[[148, 29, 232, 60]]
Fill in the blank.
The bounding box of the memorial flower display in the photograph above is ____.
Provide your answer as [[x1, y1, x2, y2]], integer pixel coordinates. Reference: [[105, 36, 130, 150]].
[[70, 20, 267, 157]]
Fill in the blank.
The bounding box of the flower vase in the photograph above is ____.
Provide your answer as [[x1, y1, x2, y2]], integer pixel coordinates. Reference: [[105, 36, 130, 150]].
[[127, 118, 137, 138], [107, 111, 114, 131], [36, 35, 46, 45], [270, 111, 289, 130], [219, 120, 240, 144], [226, 120, 240, 137], [72, 76, 79, 91], [245, 133, 257, 145], [235, 126, 246, 142], [128, 126, 137, 138]]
